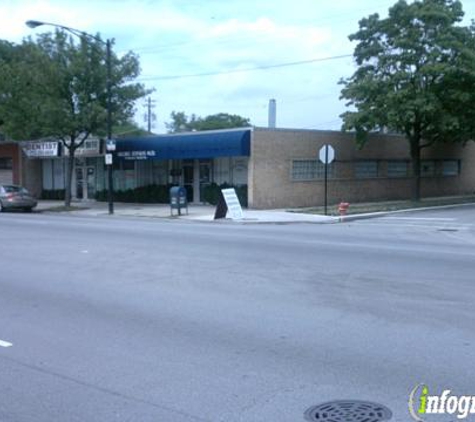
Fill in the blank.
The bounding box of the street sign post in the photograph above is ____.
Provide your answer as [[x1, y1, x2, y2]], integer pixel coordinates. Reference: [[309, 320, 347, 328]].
[[105, 153, 113, 165], [106, 139, 116, 152], [319, 145, 335, 215]]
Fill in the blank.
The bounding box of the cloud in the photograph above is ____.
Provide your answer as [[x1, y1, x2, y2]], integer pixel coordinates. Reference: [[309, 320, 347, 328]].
[[0, 0, 364, 132]]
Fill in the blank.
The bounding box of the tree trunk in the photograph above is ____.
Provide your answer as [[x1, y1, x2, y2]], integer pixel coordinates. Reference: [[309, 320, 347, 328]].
[[410, 138, 421, 202], [65, 146, 75, 207]]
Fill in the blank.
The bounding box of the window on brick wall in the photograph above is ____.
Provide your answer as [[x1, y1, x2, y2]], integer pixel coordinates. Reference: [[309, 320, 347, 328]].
[[421, 160, 435, 177], [291, 160, 334, 181], [387, 161, 409, 177], [0, 158, 12, 170], [355, 161, 378, 178], [442, 160, 460, 176]]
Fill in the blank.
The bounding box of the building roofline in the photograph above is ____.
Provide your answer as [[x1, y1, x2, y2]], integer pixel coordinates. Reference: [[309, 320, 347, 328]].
[[254, 126, 404, 137], [128, 127, 254, 139]]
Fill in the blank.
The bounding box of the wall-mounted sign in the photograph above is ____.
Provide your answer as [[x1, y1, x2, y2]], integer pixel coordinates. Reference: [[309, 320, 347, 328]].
[[117, 150, 157, 160], [22, 141, 59, 158]]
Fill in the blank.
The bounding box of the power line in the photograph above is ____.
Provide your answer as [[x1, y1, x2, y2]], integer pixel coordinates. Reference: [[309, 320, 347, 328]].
[[137, 53, 352, 81]]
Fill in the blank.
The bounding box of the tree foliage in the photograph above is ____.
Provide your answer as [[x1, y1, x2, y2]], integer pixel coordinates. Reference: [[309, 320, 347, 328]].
[[166, 111, 251, 133], [0, 30, 150, 205], [340, 0, 475, 200]]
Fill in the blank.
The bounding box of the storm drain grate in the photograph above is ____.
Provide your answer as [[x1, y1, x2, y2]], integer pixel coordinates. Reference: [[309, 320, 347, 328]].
[[304, 400, 392, 422]]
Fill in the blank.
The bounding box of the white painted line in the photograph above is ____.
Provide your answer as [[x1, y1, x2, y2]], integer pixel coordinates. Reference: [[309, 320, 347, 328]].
[[382, 217, 455, 221], [0, 339, 13, 348]]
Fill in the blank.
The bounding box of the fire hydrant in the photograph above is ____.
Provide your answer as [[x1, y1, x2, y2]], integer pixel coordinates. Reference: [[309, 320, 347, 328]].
[[338, 202, 350, 216]]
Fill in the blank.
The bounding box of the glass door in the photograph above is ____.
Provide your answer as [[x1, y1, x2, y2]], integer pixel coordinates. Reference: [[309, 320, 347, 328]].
[[75, 167, 84, 199], [183, 161, 194, 202], [199, 160, 212, 202], [86, 166, 96, 200]]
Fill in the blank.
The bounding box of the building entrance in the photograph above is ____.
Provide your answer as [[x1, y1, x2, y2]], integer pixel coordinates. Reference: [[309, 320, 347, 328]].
[[75, 165, 96, 200]]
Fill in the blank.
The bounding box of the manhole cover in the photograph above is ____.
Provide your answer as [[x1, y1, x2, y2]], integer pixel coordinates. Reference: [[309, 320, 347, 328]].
[[304, 400, 392, 422]]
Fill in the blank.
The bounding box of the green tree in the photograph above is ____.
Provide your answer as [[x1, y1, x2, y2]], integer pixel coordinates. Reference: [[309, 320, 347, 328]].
[[340, 0, 475, 200], [166, 111, 251, 133], [114, 119, 150, 137], [0, 31, 150, 206]]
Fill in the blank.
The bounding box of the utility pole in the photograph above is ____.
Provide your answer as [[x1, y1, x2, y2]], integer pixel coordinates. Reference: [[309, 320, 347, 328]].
[[143, 97, 156, 133]]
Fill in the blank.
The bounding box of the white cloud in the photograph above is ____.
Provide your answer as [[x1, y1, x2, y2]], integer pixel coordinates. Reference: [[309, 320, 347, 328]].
[[9, 0, 453, 132]]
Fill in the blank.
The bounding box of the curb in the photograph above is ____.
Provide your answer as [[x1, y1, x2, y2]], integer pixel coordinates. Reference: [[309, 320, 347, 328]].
[[32, 200, 475, 224], [336, 201, 475, 222]]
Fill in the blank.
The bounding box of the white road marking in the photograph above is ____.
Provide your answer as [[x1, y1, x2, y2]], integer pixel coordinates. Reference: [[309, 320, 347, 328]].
[[0, 339, 13, 348], [355, 221, 473, 230], [382, 217, 456, 221]]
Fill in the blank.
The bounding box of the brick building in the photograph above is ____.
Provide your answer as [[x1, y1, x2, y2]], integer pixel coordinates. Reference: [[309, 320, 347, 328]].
[[15, 127, 475, 208], [248, 128, 475, 208]]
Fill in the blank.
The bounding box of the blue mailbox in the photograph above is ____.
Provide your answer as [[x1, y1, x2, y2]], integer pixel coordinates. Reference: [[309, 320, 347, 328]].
[[170, 186, 188, 216]]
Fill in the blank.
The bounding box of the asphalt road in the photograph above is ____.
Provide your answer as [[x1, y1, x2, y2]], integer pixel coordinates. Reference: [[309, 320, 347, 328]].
[[0, 205, 474, 422]]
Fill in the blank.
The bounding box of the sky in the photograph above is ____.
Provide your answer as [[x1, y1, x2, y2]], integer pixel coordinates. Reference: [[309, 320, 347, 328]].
[[2, 0, 475, 134]]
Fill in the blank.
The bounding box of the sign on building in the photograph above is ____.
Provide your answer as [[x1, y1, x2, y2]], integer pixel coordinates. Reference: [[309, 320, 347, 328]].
[[22, 141, 59, 158]]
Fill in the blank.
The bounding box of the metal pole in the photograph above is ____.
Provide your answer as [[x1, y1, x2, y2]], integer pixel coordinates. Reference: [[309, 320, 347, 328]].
[[106, 39, 114, 215], [147, 97, 152, 133], [324, 145, 328, 216], [26, 21, 115, 214]]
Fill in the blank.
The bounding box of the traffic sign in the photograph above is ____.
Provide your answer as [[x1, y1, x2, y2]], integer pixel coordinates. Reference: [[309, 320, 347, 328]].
[[106, 139, 116, 152], [318, 144, 335, 216], [319, 144, 335, 164]]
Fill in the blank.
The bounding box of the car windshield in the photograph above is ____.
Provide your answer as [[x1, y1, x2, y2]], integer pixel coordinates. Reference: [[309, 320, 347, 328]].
[[3, 185, 28, 194]]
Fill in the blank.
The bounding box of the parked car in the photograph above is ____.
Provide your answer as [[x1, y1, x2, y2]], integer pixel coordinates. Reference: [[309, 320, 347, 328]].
[[0, 185, 37, 212]]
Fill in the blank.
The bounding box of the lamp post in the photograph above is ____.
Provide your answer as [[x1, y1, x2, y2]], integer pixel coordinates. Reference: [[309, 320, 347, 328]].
[[26, 20, 114, 214]]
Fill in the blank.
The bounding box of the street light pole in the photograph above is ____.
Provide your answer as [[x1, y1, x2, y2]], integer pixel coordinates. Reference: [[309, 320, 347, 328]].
[[26, 20, 114, 214]]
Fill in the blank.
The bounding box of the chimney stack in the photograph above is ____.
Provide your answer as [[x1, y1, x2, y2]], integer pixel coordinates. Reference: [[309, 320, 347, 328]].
[[268, 99, 276, 128]]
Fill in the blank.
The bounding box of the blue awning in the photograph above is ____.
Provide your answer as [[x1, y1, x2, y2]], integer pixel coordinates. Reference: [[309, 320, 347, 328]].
[[115, 129, 251, 161]]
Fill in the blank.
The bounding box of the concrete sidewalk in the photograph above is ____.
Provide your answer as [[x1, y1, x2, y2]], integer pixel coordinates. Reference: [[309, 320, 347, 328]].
[[35, 200, 338, 224]]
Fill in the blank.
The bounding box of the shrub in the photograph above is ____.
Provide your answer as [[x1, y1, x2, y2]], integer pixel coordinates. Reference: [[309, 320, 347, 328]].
[[95, 183, 248, 207], [41, 189, 66, 200], [95, 184, 172, 203]]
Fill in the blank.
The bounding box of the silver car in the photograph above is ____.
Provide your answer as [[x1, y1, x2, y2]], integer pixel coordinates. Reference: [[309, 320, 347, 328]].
[[0, 185, 38, 212]]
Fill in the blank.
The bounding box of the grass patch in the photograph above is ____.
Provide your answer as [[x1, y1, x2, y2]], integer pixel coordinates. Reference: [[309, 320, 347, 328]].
[[293, 195, 475, 216]]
